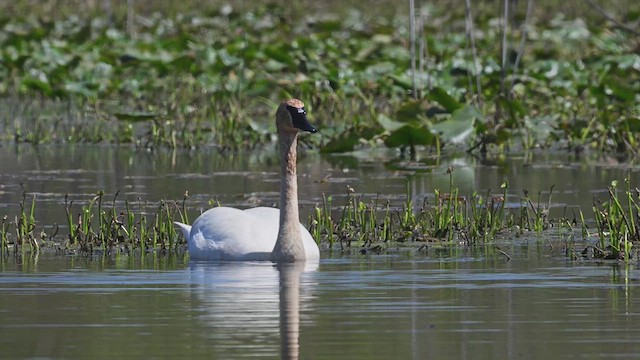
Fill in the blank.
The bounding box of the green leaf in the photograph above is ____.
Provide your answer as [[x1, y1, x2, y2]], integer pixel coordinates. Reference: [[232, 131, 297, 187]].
[[321, 128, 361, 153], [377, 114, 404, 132], [264, 45, 295, 67], [625, 118, 640, 133], [64, 82, 97, 98], [389, 74, 412, 90], [426, 87, 462, 113], [525, 115, 559, 141], [395, 99, 428, 123], [21, 77, 53, 96], [432, 105, 482, 143], [604, 78, 636, 102], [384, 124, 434, 148]]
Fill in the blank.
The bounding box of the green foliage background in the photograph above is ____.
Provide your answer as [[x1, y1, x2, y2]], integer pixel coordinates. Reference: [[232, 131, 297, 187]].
[[0, 0, 638, 152]]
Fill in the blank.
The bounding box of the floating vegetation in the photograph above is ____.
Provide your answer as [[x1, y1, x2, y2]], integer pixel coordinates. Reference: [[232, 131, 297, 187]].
[[0, 1, 638, 152]]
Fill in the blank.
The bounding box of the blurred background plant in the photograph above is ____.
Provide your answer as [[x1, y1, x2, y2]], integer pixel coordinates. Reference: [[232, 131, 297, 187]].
[[0, 0, 638, 153]]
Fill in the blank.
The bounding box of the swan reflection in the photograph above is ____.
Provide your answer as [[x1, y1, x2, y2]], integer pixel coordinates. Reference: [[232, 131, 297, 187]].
[[188, 260, 318, 359]]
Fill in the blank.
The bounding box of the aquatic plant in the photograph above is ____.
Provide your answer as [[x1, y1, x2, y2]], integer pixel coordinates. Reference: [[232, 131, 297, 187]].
[[0, 1, 637, 152], [61, 191, 185, 255], [591, 177, 639, 260], [307, 169, 566, 249], [0, 176, 637, 262], [0, 192, 42, 254], [1, 215, 9, 255]]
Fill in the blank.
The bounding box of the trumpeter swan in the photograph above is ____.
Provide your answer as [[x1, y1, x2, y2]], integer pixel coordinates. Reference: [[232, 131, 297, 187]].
[[175, 99, 320, 262]]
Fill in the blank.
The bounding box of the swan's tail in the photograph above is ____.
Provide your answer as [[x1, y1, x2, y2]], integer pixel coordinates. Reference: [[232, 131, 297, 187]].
[[174, 222, 192, 240]]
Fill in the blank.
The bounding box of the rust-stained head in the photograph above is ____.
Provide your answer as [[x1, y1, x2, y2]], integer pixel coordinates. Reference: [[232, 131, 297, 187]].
[[284, 98, 305, 109], [276, 99, 317, 134]]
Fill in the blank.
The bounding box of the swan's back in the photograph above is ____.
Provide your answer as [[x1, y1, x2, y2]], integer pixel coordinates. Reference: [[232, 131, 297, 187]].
[[183, 206, 319, 261]]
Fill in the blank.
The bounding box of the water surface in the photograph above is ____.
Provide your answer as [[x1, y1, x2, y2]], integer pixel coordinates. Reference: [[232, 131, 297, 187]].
[[1, 248, 639, 359], [1, 144, 638, 227], [1, 144, 640, 359]]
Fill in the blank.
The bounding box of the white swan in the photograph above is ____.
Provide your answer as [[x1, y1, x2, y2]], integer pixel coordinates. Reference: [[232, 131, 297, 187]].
[[175, 99, 320, 262]]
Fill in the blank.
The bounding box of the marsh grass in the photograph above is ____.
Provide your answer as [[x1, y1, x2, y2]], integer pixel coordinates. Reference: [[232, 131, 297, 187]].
[[1, 176, 639, 261], [307, 170, 566, 250], [59, 191, 185, 255], [591, 178, 639, 260]]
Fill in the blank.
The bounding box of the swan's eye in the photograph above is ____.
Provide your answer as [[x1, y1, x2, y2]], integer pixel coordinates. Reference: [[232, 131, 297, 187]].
[[286, 105, 303, 120], [286, 105, 317, 133]]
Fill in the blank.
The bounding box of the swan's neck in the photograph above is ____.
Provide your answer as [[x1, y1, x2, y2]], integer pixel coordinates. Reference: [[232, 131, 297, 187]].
[[272, 131, 306, 262], [278, 263, 302, 359]]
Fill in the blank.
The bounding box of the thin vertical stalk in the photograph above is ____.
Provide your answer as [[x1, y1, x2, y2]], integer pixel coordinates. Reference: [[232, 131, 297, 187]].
[[409, 0, 417, 98], [499, 0, 509, 97], [416, 14, 424, 98], [464, 0, 482, 105], [127, 0, 135, 37], [509, 0, 535, 100]]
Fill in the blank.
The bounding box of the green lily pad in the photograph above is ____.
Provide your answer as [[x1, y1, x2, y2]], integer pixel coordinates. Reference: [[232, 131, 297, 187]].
[[320, 126, 380, 153], [426, 87, 462, 113], [395, 99, 428, 123], [377, 114, 404, 132], [525, 115, 559, 142], [432, 105, 482, 143], [384, 124, 434, 148], [21, 77, 53, 96]]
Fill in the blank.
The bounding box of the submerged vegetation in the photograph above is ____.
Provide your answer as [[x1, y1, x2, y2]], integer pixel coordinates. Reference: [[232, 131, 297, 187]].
[[2, 173, 639, 262], [0, 0, 638, 152]]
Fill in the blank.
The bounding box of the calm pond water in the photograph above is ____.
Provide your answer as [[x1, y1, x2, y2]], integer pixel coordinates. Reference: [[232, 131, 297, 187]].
[[1, 250, 640, 359], [0, 143, 638, 226], [1, 144, 640, 359]]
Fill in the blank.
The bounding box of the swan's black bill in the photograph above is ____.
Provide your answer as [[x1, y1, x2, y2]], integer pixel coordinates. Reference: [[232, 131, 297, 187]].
[[287, 106, 317, 133]]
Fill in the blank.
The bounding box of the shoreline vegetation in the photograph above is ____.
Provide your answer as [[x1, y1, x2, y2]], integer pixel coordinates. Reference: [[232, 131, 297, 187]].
[[0, 1, 638, 153], [2, 173, 638, 261], [0, 1, 638, 261]]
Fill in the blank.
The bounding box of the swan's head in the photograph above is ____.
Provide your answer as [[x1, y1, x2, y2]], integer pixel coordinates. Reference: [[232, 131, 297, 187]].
[[276, 99, 317, 134]]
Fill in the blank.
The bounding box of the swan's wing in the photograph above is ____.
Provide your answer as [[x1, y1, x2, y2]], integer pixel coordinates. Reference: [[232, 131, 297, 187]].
[[188, 207, 278, 260], [243, 207, 281, 241]]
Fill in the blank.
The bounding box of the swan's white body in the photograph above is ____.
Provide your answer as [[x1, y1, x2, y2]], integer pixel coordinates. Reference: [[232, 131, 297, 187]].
[[175, 99, 320, 262], [175, 207, 319, 261]]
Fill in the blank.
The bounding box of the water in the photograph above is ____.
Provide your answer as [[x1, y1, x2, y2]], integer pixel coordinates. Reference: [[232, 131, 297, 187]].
[[0, 144, 638, 226], [1, 250, 639, 359], [1, 144, 640, 359]]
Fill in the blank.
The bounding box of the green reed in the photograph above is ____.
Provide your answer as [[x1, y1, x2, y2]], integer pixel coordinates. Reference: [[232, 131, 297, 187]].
[[592, 178, 639, 260], [1, 215, 8, 255], [2, 175, 638, 261], [0, 192, 41, 254], [17, 192, 39, 252], [63, 191, 185, 254], [309, 170, 570, 249]]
